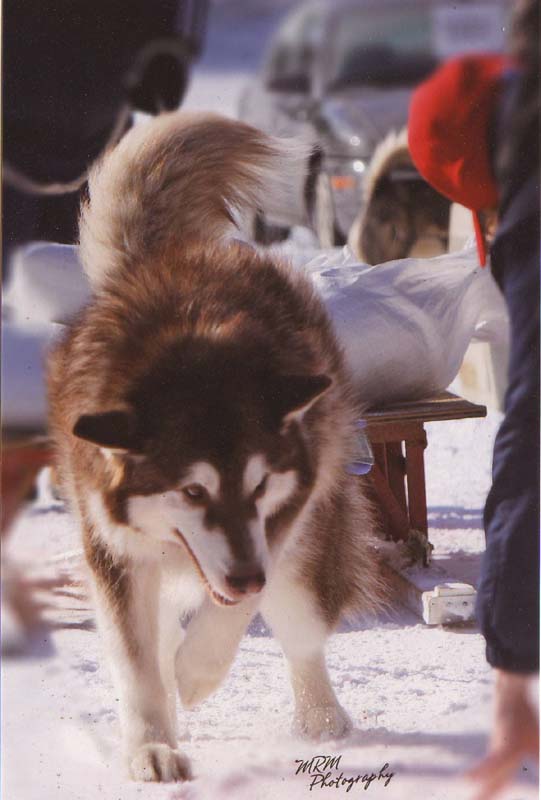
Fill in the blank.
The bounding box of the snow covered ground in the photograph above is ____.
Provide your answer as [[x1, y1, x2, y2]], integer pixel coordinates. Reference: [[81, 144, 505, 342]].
[[2, 4, 538, 799]]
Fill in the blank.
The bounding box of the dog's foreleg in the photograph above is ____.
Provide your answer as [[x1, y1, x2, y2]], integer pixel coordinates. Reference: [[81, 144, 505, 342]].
[[261, 576, 351, 741], [175, 596, 257, 709], [91, 556, 191, 782]]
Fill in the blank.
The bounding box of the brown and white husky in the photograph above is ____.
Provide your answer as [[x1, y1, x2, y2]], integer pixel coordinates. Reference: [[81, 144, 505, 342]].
[[47, 112, 383, 782]]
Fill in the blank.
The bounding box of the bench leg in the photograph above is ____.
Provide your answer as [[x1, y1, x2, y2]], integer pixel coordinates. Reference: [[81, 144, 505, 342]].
[[370, 456, 410, 543], [369, 444, 389, 538], [405, 429, 428, 534], [386, 441, 407, 510]]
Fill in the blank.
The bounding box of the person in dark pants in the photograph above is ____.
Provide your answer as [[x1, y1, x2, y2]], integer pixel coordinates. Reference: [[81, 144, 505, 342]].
[[471, 3, 539, 795], [408, 1, 539, 795], [2, 0, 208, 263]]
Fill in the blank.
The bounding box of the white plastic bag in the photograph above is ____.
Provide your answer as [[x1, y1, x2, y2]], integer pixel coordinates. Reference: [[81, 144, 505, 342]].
[[1, 321, 64, 428], [302, 246, 509, 407], [2, 241, 510, 429], [3, 242, 91, 326]]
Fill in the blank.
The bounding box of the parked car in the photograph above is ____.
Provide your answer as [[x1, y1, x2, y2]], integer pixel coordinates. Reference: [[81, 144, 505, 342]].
[[239, 0, 507, 246]]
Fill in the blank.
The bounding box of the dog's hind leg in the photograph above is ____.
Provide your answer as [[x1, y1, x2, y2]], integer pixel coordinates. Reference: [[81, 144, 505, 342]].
[[175, 596, 258, 709], [261, 573, 351, 741]]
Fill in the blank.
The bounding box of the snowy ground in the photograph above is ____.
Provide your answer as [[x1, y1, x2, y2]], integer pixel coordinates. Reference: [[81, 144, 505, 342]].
[[2, 4, 538, 799]]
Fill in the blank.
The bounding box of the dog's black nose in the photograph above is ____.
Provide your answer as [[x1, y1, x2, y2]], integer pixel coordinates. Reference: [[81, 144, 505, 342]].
[[225, 568, 266, 596]]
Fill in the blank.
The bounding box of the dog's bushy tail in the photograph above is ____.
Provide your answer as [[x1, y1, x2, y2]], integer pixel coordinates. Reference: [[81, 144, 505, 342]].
[[79, 111, 310, 289]]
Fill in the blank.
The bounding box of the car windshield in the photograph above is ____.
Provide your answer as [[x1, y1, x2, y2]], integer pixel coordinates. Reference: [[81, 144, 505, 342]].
[[325, 7, 438, 91]]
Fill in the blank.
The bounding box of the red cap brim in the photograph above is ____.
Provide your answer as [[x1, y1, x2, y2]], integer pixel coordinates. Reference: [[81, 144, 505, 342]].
[[472, 210, 487, 267]]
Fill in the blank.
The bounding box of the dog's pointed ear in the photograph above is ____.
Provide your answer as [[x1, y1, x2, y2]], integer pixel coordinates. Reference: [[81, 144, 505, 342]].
[[270, 374, 332, 423], [72, 410, 140, 452]]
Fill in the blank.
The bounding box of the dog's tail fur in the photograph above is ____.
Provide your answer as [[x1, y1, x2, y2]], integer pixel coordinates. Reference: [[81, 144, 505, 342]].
[[79, 111, 310, 289]]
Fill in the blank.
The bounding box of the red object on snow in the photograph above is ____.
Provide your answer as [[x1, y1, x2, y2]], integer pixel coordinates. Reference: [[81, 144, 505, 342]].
[[408, 54, 508, 266], [1, 440, 53, 534]]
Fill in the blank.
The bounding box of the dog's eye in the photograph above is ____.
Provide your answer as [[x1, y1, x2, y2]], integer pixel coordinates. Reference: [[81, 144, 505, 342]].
[[182, 484, 207, 502], [252, 475, 268, 500]]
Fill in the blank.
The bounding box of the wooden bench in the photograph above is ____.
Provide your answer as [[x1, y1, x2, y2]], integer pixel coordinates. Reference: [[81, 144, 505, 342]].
[[1, 435, 53, 534], [365, 391, 487, 543]]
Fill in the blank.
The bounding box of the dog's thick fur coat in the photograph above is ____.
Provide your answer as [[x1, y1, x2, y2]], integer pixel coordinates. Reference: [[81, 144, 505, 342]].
[[48, 112, 383, 782]]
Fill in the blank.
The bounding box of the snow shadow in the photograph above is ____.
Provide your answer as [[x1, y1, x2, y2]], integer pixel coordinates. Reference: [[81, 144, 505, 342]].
[[428, 506, 484, 530], [430, 550, 484, 590], [346, 726, 487, 756], [1, 624, 57, 661], [338, 606, 421, 634], [246, 606, 420, 639], [340, 729, 538, 787], [246, 614, 273, 638], [26, 503, 67, 517]]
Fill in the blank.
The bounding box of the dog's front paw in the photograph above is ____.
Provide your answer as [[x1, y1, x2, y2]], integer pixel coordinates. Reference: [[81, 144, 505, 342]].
[[176, 651, 229, 709], [293, 703, 352, 741], [176, 664, 226, 709], [129, 743, 192, 783]]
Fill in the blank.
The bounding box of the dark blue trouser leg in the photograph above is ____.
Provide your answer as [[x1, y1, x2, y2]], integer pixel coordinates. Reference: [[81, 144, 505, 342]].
[[476, 210, 540, 673]]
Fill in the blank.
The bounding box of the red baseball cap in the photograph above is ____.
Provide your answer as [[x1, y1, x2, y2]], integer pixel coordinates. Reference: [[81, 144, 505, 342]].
[[408, 54, 508, 266]]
